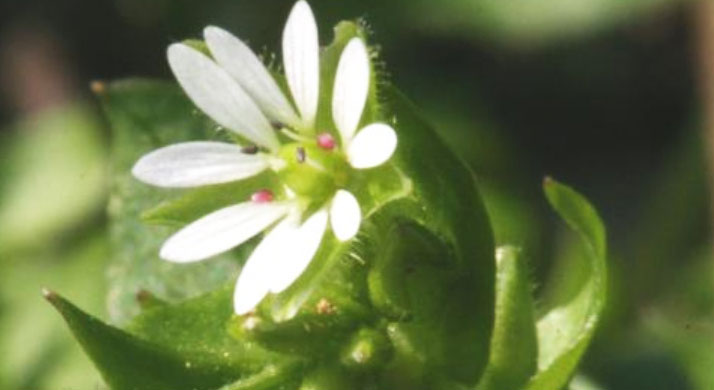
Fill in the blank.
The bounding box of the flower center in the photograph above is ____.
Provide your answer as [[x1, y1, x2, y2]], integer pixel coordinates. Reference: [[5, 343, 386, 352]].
[[277, 141, 349, 204]]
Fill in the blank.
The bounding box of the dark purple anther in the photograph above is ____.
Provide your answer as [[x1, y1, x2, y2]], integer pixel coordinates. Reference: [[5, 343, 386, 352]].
[[270, 120, 284, 130], [241, 145, 259, 154]]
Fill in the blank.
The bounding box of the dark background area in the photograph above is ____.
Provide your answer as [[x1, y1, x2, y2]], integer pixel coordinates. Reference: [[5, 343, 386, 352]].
[[0, 0, 699, 230]]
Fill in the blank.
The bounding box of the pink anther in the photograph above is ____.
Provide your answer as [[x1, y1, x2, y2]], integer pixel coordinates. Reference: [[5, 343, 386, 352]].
[[251, 189, 274, 203], [317, 133, 336, 150]]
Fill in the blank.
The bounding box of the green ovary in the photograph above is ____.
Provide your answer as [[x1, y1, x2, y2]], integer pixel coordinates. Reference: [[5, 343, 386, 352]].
[[277, 142, 350, 205]]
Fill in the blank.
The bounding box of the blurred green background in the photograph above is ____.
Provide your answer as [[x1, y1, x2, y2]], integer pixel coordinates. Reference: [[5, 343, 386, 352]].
[[0, 0, 711, 389]]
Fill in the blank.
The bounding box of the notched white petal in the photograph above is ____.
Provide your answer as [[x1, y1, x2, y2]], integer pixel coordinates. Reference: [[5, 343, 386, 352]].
[[330, 190, 361, 241], [167, 43, 279, 151], [332, 38, 370, 144], [268, 209, 328, 293], [132, 141, 268, 188], [282, 0, 319, 128], [347, 123, 398, 169], [233, 208, 327, 314], [160, 202, 290, 263], [204, 26, 300, 127]]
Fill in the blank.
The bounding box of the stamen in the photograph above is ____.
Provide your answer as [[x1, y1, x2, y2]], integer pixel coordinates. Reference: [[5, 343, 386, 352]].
[[251, 189, 274, 203], [317, 133, 336, 150], [271, 121, 310, 142], [305, 158, 327, 172], [270, 120, 285, 130], [296, 147, 306, 163], [241, 145, 259, 154], [271, 120, 311, 142]]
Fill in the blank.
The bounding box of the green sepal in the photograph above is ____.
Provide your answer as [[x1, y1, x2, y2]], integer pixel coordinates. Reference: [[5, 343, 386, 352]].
[[313, 21, 375, 137], [141, 172, 283, 227], [183, 39, 211, 56], [231, 236, 374, 357], [228, 297, 370, 358]]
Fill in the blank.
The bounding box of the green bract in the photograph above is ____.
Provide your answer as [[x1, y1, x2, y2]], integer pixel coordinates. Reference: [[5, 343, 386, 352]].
[[48, 17, 608, 390]]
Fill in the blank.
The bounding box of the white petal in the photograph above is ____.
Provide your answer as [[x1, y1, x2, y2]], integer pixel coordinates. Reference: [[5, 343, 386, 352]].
[[132, 141, 268, 188], [160, 201, 290, 263], [167, 43, 280, 151], [329, 190, 361, 241], [233, 256, 270, 315], [233, 215, 294, 314], [332, 38, 370, 144], [282, 0, 319, 128], [347, 123, 398, 169], [204, 26, 300, 127], [268, 209, 328, 293]]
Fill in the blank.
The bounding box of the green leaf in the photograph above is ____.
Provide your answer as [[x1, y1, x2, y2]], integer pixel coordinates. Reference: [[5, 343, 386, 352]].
[[526, 177, 607, 390], [46, 291, 235, 390], [0, 104, 106, 254], [378, 86, 495, 385], [0, 231, 107, 390], [476, 246, 537, 390], [47, 288, 301, 390], [99, 79, 247, 323]]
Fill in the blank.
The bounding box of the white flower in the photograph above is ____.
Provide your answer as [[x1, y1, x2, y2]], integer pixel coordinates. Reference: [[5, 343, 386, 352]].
[[132, 0, 397, 315]]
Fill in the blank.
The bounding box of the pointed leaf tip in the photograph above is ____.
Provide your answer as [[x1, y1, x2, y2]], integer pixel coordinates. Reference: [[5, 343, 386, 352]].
[[527, 179, 607, 390], [47, 291, 252, 390], [41, 287, 57, 301]]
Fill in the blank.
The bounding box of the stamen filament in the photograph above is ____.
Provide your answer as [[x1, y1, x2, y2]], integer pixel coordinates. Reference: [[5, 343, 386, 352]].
[[304, 157, 327, 172], [279, 127, 311, 142]]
